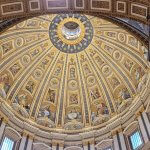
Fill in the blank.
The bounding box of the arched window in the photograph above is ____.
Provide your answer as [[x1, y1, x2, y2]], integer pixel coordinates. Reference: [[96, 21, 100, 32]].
[[1, 137, 14, 150], [124, 121, 144, 150], [128, 130, 143, 150], [0, 127, 21, 150], [33, 142, 52, 150], [95, 139, 113, 150]]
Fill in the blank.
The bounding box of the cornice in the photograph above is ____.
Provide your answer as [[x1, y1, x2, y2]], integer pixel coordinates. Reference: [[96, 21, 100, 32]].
[[0, 0, 149, 24]]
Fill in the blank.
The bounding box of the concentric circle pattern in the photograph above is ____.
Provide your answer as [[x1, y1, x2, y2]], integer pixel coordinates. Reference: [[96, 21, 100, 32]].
[[49, 14, 93, 53], [0, 14, 149, 133]]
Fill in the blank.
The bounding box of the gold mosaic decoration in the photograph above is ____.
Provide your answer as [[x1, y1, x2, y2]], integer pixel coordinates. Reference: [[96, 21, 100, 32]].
[[0, 13, 149, 133]]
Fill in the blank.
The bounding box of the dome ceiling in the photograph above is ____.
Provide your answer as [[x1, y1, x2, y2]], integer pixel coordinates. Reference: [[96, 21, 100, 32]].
[[0, 14, 149, 133]]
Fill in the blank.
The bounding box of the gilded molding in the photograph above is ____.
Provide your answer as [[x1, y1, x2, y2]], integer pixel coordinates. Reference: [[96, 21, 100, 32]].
[[135, 106, 145, 118]]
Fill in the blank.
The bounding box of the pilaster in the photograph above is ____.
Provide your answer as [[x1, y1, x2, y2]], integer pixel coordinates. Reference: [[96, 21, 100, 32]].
[[19, 131, 28, 150]]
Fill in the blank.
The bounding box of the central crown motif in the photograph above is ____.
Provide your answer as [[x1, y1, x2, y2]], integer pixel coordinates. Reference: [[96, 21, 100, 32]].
[[49, 14, 93, 53]]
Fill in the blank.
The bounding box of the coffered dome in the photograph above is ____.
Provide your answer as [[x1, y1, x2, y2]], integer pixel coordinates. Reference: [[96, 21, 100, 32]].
[[0, 13, 149, 134]]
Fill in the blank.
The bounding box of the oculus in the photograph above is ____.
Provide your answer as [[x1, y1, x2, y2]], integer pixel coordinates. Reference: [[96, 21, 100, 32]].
[[49, 14, 93, 53], [62, 21, 81, 40]]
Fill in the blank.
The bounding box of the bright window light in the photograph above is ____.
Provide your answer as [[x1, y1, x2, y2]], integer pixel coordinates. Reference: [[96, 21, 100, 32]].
[[130, 131, 143, 150], [1, 137, 14, 150]]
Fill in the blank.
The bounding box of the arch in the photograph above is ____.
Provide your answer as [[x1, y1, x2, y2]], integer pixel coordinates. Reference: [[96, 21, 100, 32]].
[[64, 146, 83, 150], [33, 143, 52, 150], [123, 121, 139, 135], [95, 139, 113, 150], [4, 127, 21, 141]]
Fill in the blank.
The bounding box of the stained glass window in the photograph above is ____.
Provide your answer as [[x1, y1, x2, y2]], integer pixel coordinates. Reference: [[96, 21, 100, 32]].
[[129, 131, 143, 150], [1, 137, 14, 150]]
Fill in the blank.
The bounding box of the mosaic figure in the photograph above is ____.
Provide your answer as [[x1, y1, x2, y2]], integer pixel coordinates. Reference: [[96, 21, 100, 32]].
[[137, 73, 148, 93], [91, 112, 96, 121], [1, 41, 13, 54], [97, 103, 109, 115], [24, 104, 30, 112], [0, 74, 11, 99], [9, 63, 21, 76], [66, 108, 82, 122], [91, 103, 109, 122], [90, 88, 101, 100], [18, 94, 27, 107], [111, 77, 120, 89], [39, 109, 50, 118], [26, 81, 35, 94], [38, 107, 55, 122], [135, 67, 144, 81], [141, 45, 148, 60], [124, 59, 134, 72], [119, 89, 131, 100], [13, 94, 30, 117], [0, 85, 6, 99], [47, 89, 56, 103]]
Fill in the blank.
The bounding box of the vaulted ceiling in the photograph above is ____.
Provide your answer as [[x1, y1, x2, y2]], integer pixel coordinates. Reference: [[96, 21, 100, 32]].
[[0, 13, 149, 133]]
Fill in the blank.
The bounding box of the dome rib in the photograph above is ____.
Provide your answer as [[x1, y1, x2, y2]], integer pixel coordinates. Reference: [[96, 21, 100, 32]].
[[7, 40, 50, 101], [0, 14, 149, 133], [84, 50, 115, 113]]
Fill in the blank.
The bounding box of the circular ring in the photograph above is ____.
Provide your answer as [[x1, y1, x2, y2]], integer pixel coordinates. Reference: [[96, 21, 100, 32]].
[[57, 18, 85, 45]]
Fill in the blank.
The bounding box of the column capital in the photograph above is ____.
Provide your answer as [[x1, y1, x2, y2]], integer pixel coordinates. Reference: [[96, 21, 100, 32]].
[[3, 118, 8, 124], [28, 134, 34, 140], [83, 140, 88, 146], [0, 112, 7, 120], [135, 106, 145, 118], [118, 128, 123, 133], [22, 130, 29, 137], [90, 139, 95, 145], [52, 142, 57, 146], [111, 130, 117, 136], [135, 112, 141, 118], [140, 106, 145, 113], [0, 113, 3, 119], [52, 140, 64, 146], [82, 139, 94, 146], [59, 142, 64, 147], [111, 127, 123, 136]]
